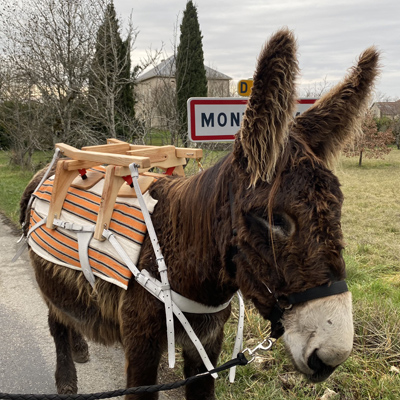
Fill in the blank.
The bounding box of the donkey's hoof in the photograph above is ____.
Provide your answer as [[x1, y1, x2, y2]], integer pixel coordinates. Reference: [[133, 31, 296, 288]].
[[71, 338, 90, 363], [72, 348, 90, 363], [57, 384, 78, 394]]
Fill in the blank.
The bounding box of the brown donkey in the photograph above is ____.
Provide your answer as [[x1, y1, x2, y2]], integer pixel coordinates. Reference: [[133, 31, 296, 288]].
[[20, 29, 379, 399]]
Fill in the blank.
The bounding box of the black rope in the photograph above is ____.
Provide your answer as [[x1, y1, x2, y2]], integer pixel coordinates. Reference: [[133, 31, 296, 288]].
[[0, 354, 249, 400]]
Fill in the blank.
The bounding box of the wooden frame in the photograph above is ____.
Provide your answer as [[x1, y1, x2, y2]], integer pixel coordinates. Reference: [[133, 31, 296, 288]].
[[45, 140, 203, 241]]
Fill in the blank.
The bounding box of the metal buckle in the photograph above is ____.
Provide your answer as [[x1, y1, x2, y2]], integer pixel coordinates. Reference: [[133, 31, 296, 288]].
[[242, 338, 275, 363]]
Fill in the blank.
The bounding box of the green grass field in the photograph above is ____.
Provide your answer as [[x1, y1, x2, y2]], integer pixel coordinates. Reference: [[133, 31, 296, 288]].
[[1, 148, 399, 399]]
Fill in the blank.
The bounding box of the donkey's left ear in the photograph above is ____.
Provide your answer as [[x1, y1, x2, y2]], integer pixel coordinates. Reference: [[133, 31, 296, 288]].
[[234, 29, 299, 186], [293, 47, 380, 165]]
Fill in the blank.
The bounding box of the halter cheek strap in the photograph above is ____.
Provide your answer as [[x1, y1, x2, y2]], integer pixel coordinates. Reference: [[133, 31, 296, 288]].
[[268, 280, 349, 339]]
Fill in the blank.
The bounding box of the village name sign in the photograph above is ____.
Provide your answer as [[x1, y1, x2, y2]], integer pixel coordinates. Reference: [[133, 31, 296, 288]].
[[188, 97, 317, 142]]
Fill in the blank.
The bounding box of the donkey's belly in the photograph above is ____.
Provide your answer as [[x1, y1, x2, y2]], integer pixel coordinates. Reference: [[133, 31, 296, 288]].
[[30, 250, 123, 345]]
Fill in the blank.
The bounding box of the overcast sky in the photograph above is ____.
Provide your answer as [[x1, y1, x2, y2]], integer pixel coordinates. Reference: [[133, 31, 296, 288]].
[[114, 0, 400, 100]]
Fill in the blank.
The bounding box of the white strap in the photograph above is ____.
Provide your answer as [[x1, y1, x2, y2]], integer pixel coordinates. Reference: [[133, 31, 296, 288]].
[[129, 164, 176, 368], [27, 216, 48, 237], [229, 291, 245, 382], [53, 219, 96, 288], [76, 231, 96, 289], [12, 217, 48, 262], [53, 219, 95, 232], [141, 270, 232, 314], [103, 229, 218, 379], [26, 148, 60, 212]]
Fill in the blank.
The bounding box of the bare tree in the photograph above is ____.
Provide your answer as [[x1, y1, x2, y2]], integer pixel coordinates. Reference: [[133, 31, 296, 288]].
[[300, 76, 332, 98], [0, 56, 54, 167], [0, 0, 151, 161], [0, 0, 106, 145], [343, 111, 393, 166]]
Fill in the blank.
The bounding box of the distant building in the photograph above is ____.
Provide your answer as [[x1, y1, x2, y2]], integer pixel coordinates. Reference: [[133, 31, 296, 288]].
[[370, 100, 400, 119], [135, 56, 232, 128]]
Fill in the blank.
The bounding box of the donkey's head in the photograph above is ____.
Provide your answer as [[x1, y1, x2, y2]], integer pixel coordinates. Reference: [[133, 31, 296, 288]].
[[231, 29, 379, 382]]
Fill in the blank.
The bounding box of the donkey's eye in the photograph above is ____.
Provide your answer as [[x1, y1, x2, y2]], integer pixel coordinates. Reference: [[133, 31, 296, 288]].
[[269, 213, 293, 236], [272, 214, 286, 228], [247, 212, 293, 238]]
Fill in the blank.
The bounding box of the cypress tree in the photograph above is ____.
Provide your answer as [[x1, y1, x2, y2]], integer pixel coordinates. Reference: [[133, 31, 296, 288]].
[[89, 2, 135, 139], [176, 1, 208, 142]]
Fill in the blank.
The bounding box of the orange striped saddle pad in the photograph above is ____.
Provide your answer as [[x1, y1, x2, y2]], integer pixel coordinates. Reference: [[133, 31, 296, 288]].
[[28, 167, 158, 289]]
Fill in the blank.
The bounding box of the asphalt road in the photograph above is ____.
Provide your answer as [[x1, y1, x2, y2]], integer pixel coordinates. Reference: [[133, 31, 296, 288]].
[[0, 215, 181, 399]]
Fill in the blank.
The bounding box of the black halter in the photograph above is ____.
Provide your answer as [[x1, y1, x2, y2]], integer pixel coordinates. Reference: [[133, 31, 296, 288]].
[[228, 182, 349, 339], [269, 281, 349, 338]]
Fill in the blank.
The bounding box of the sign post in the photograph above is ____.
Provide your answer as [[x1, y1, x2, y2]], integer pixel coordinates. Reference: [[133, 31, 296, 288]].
[[187, 97, 317, 142]]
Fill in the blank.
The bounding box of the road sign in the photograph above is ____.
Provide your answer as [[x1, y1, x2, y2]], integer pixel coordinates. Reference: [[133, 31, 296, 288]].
[[187, 97, 317, 142], [237, 80, 253, 96]]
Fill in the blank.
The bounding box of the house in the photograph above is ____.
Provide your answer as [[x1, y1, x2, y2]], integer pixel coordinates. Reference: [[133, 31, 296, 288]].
[[370, 100, 400, 119], [135, 56, 232, 129]]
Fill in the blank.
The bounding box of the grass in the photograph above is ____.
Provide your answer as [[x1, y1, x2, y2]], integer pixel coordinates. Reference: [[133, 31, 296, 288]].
[[1, 148, 400, 399], [0, 150, 54, 223]]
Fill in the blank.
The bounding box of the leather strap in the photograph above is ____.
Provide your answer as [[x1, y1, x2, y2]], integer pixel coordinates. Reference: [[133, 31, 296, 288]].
[[52, 219, 97, 289], [103, 229, 219, 378], [267, 281, 349, 339], [287, 281, 349, 305], [12, 217, 48, 262], [129, 164, 176, 369], [229, 291, 245, 383], [26, 149, 60, 212], [76, 230, 96, 289]]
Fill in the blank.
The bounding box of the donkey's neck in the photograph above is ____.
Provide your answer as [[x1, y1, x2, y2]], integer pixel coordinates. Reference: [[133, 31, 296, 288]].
[[148, 155, 238, 307]]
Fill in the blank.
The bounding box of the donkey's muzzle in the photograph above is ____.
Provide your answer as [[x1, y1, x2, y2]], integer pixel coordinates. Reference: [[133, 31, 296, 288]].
[[307, 349, 336, 383]]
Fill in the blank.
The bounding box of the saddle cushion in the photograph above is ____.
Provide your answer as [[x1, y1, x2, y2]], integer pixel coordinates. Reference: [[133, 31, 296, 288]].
[[28, 167, 158, 289]]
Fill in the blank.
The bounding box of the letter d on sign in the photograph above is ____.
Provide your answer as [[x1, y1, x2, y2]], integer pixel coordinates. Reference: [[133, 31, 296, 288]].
[[237, 80, 253, 97], [240, 81, 247, 95]]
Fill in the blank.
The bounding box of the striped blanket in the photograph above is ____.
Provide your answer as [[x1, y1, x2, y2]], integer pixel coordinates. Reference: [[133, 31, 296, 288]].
[[28, 167, 158, 289]]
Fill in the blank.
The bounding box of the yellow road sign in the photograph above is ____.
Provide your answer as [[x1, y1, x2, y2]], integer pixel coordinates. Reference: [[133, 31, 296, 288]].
[[237, 79, 253, 96]]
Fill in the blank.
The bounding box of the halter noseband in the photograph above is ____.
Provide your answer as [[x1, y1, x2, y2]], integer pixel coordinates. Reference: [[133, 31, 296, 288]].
[[228, 182, 349, 339], [269, 280, 349, 338]]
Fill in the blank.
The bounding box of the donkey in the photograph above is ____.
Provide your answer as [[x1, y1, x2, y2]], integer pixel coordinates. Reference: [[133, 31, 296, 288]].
[[20, 29, 379, 399]]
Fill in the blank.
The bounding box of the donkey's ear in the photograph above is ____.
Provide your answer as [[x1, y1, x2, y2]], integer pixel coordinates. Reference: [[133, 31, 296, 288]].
[[235, 29, 299, 186], [293, 47, 380, 165]]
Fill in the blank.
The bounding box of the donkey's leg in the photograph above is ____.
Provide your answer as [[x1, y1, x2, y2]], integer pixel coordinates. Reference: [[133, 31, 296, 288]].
[[124, 336, 163, 400], [48, 310, 78, 394], [182, 326, 224, 400], [69, 327, 90, 363]]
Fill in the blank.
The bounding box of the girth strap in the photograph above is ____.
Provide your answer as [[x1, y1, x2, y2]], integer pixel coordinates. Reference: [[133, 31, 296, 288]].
[[52, 219, 96, 289], [76, 231, 96, 288]]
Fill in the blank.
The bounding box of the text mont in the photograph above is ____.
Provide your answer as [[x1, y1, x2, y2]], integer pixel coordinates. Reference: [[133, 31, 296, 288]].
[[201, 112, 244, 128]]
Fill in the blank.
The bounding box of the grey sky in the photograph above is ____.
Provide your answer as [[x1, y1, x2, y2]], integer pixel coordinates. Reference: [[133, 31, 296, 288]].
[[114, 0, 400, 99]]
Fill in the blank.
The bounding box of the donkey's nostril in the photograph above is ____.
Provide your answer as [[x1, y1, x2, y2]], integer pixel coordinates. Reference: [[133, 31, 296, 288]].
[[307, 349, 336, 383]]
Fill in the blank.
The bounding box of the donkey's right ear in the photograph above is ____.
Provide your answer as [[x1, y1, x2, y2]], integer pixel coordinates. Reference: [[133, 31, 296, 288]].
[[234, 28, 299, 186]]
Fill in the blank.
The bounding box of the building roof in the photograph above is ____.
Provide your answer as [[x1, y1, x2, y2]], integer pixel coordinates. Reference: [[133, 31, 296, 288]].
[[372, 100, 400, 116], [137, 55, 232, 82]]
